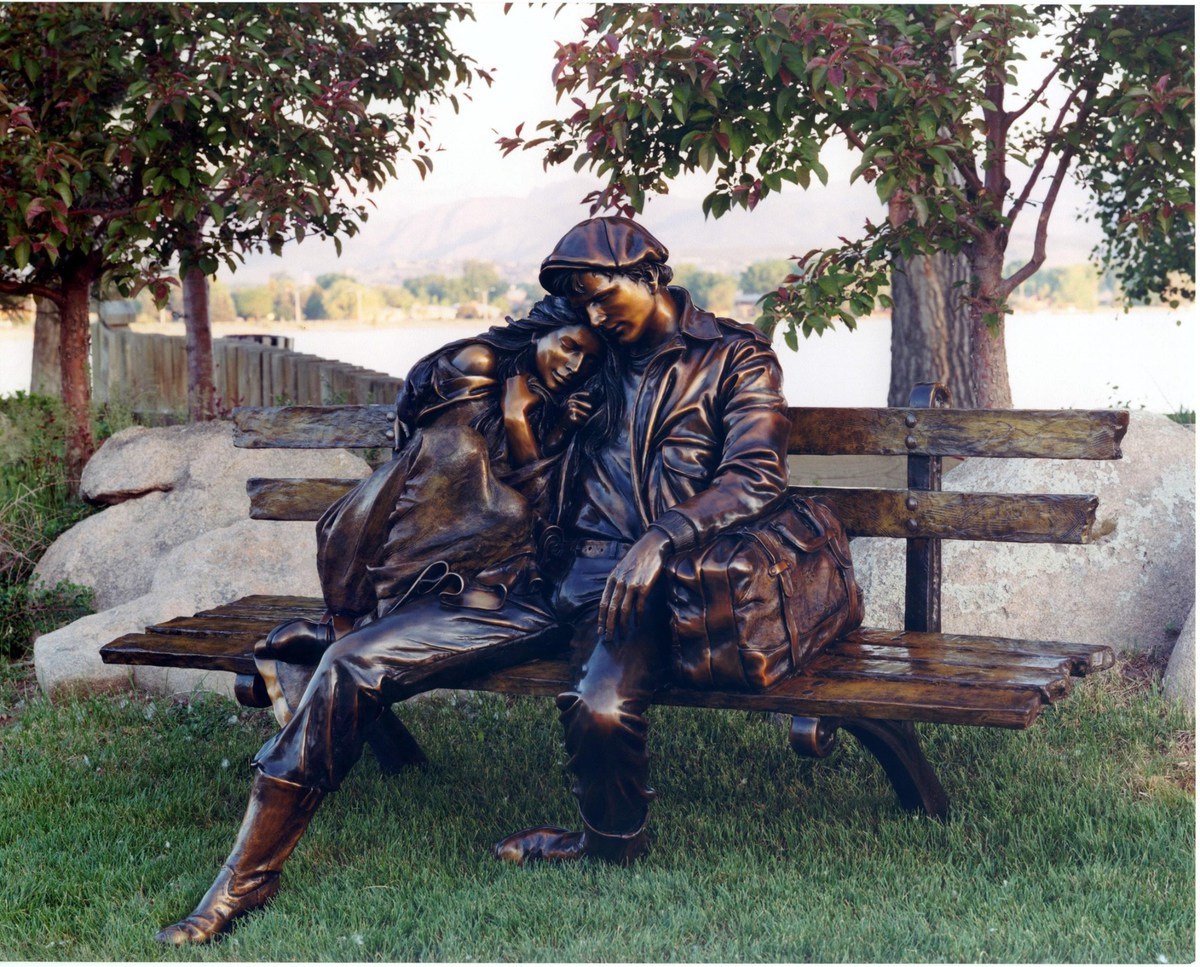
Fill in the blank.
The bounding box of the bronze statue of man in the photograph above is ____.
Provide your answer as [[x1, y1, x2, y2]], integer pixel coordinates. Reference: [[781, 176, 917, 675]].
[[493, 216, 791, 863], [155, 216, 790, 943]]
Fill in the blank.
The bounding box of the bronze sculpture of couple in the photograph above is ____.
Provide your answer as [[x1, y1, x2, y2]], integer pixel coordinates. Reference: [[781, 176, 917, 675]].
[[157, 215, 795, 944]]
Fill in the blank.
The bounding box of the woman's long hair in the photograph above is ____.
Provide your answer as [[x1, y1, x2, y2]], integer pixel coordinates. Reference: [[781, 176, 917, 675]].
[[396, 296, 619, 455]]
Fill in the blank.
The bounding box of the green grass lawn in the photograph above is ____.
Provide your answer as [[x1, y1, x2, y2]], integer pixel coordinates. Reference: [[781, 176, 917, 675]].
[[0, 658, 1192, 963]]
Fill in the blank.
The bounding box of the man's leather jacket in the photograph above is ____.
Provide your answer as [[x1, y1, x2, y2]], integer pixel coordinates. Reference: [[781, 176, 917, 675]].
[[557, 286, 791, 553]]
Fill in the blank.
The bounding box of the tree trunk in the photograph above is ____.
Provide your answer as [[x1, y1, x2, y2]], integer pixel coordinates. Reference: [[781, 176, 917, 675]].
[[59, 267, 96, 491], [888, 251, 975, 407], [183, 266, 216, 421], [965, 231, 1014, 409], [31, 296, 62, 397]]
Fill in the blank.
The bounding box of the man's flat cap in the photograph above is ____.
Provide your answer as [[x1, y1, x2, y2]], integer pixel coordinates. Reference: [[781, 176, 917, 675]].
[[539, 216, 669, 292]]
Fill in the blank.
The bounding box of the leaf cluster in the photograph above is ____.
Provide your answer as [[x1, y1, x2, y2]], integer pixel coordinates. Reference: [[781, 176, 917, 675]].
[[505, 5, 1193, 341], [0, 3, 485, 304]]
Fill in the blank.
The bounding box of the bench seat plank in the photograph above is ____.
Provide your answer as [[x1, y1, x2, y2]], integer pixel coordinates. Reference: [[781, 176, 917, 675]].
[[827, 640, 1076, 674], [102, 631, 261, 675], [845, 628, 1114, 676], [803, 654, 1073, 701], [458, 658, 1047, 729], [100, 595, 1114, 731]]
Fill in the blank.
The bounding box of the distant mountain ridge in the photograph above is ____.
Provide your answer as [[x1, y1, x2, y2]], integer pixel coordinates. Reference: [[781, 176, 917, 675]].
[[222, 173, 1103, 286]]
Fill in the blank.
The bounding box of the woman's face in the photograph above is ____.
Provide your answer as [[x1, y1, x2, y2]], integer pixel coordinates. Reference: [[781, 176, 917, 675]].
[[534, 323, 603, 393]]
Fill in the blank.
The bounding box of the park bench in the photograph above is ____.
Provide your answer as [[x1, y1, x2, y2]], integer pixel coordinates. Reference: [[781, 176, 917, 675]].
[[100, 383, 1126, 818]]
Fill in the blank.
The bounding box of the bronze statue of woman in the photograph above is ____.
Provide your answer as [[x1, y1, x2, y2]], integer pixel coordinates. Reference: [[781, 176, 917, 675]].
[[156, 296, 609, 944]]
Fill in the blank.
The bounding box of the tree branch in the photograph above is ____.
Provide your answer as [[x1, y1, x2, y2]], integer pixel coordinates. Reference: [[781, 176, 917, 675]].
[[1005, 82, 1086, 225], [0, 278, 64, 306], [999, 143, 1079, 299], [1005, 52, 1072, 131], [836, 120, 868, 153]]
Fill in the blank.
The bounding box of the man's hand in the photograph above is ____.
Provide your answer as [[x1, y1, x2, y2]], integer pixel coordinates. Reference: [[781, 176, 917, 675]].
[[560, 391, 596, 429], [599, 529, 672, 641]]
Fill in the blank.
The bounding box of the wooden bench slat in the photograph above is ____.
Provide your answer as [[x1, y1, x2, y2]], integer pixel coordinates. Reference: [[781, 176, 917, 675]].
[[147, 614, 296, 638], [233, 405, 396, 449], [789, 407, 1128, 459], [827, 640, 1075, 674], [461, 658, 1047, 729], [246, 478, 362, 521], [803, 654, 1072, 701], [798, 488, 1099, 542], [101, 632, 260, 675], [846, 627, 1113, 676], [246, 477, 1100, 544], [231, 405, 1128, 461], [193, 595, 326, 620]]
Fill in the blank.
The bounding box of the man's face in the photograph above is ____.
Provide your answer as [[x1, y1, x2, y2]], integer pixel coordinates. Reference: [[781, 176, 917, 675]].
[[569, 272, 657, 346]]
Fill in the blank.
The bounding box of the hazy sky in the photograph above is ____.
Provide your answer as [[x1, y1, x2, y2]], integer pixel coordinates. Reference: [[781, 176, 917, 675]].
[[363, 3, 777, 212]]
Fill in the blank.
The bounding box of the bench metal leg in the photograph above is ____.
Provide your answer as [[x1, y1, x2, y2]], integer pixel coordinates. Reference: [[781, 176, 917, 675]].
[[789, 715, 949, 819], [365, 707, 429, 773]]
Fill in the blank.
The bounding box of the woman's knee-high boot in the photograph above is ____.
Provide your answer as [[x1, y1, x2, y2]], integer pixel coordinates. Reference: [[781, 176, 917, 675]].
[[155, 771, 324, 945]]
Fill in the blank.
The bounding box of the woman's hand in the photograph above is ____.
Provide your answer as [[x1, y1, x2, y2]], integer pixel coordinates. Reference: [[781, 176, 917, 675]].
[[502, 374, 540, 419], [503, 374, 542, 466]]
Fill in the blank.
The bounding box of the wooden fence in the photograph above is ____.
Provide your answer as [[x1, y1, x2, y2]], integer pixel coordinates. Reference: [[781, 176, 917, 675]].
[[91, 324, 405, 414]]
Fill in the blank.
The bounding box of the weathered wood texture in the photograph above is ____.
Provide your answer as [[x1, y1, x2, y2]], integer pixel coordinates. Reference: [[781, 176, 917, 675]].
[[91, 325, 404, 414], [233, 405, 396, 449], [100, 597, 1113, 730], [800, 488, 1100, 543], [244, 476, 1100, 543], [246, 478, 364, 521], [788, 407, 1128, 459], [229, 403, 1128, 459]]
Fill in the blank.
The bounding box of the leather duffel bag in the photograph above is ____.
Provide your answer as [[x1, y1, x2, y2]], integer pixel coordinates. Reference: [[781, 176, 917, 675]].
[[665, 494, 864, 691]]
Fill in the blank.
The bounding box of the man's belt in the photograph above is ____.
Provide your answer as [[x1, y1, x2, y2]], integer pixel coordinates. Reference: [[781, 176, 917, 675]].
[[569, 539, 634, 560]]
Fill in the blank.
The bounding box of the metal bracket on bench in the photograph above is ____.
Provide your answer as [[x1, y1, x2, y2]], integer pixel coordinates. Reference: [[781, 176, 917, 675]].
[[906, 382, 950, 635], [790, 716, 841, 758], [789, 714, 949, 819]]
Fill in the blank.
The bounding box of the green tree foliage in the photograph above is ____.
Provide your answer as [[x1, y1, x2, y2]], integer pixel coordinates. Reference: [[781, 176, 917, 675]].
[[739, 259, 795, 297], [230, 286, 274, 321], [207, 280, 237, 323], [501, 5, 1194, 406], [673, 264, 738, 314], [0, 3, 485, 481]]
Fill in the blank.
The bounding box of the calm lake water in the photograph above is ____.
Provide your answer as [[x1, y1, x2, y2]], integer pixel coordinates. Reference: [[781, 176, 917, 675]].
[[1, 306, 1194, 411]]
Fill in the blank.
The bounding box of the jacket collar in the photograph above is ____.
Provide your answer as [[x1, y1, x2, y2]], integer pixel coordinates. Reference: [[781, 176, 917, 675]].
[[669, 286, 723, 342]]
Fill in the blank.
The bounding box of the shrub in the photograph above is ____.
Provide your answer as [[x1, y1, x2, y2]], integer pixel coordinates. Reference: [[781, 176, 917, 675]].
[[0, 580, 94, 659], [0, 392, 137, 659]]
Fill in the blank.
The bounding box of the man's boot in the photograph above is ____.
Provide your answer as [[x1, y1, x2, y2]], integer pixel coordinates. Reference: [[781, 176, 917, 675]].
[[155, 771, 324, 945], [493, 820, 647, 866]]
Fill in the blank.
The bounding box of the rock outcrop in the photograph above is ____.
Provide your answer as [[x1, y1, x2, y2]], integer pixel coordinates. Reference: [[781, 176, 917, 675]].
[[1163, 608, 1195, 712], [33, 421, 369, 698]]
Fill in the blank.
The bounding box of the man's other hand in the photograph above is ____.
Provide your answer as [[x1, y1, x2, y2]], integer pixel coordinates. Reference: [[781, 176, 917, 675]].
[[599, 529, 672, 641]]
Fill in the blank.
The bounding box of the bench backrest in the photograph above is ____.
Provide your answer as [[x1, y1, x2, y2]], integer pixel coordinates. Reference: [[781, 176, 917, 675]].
[[231, 382, 1128, 636]]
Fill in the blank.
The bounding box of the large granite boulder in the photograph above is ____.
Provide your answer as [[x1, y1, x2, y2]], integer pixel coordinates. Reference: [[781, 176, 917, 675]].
[[35, 421, 367, 610], [33, 421, 370, 698], [1163, 608, 1195, 712], [851, 411, 1194, 657]]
